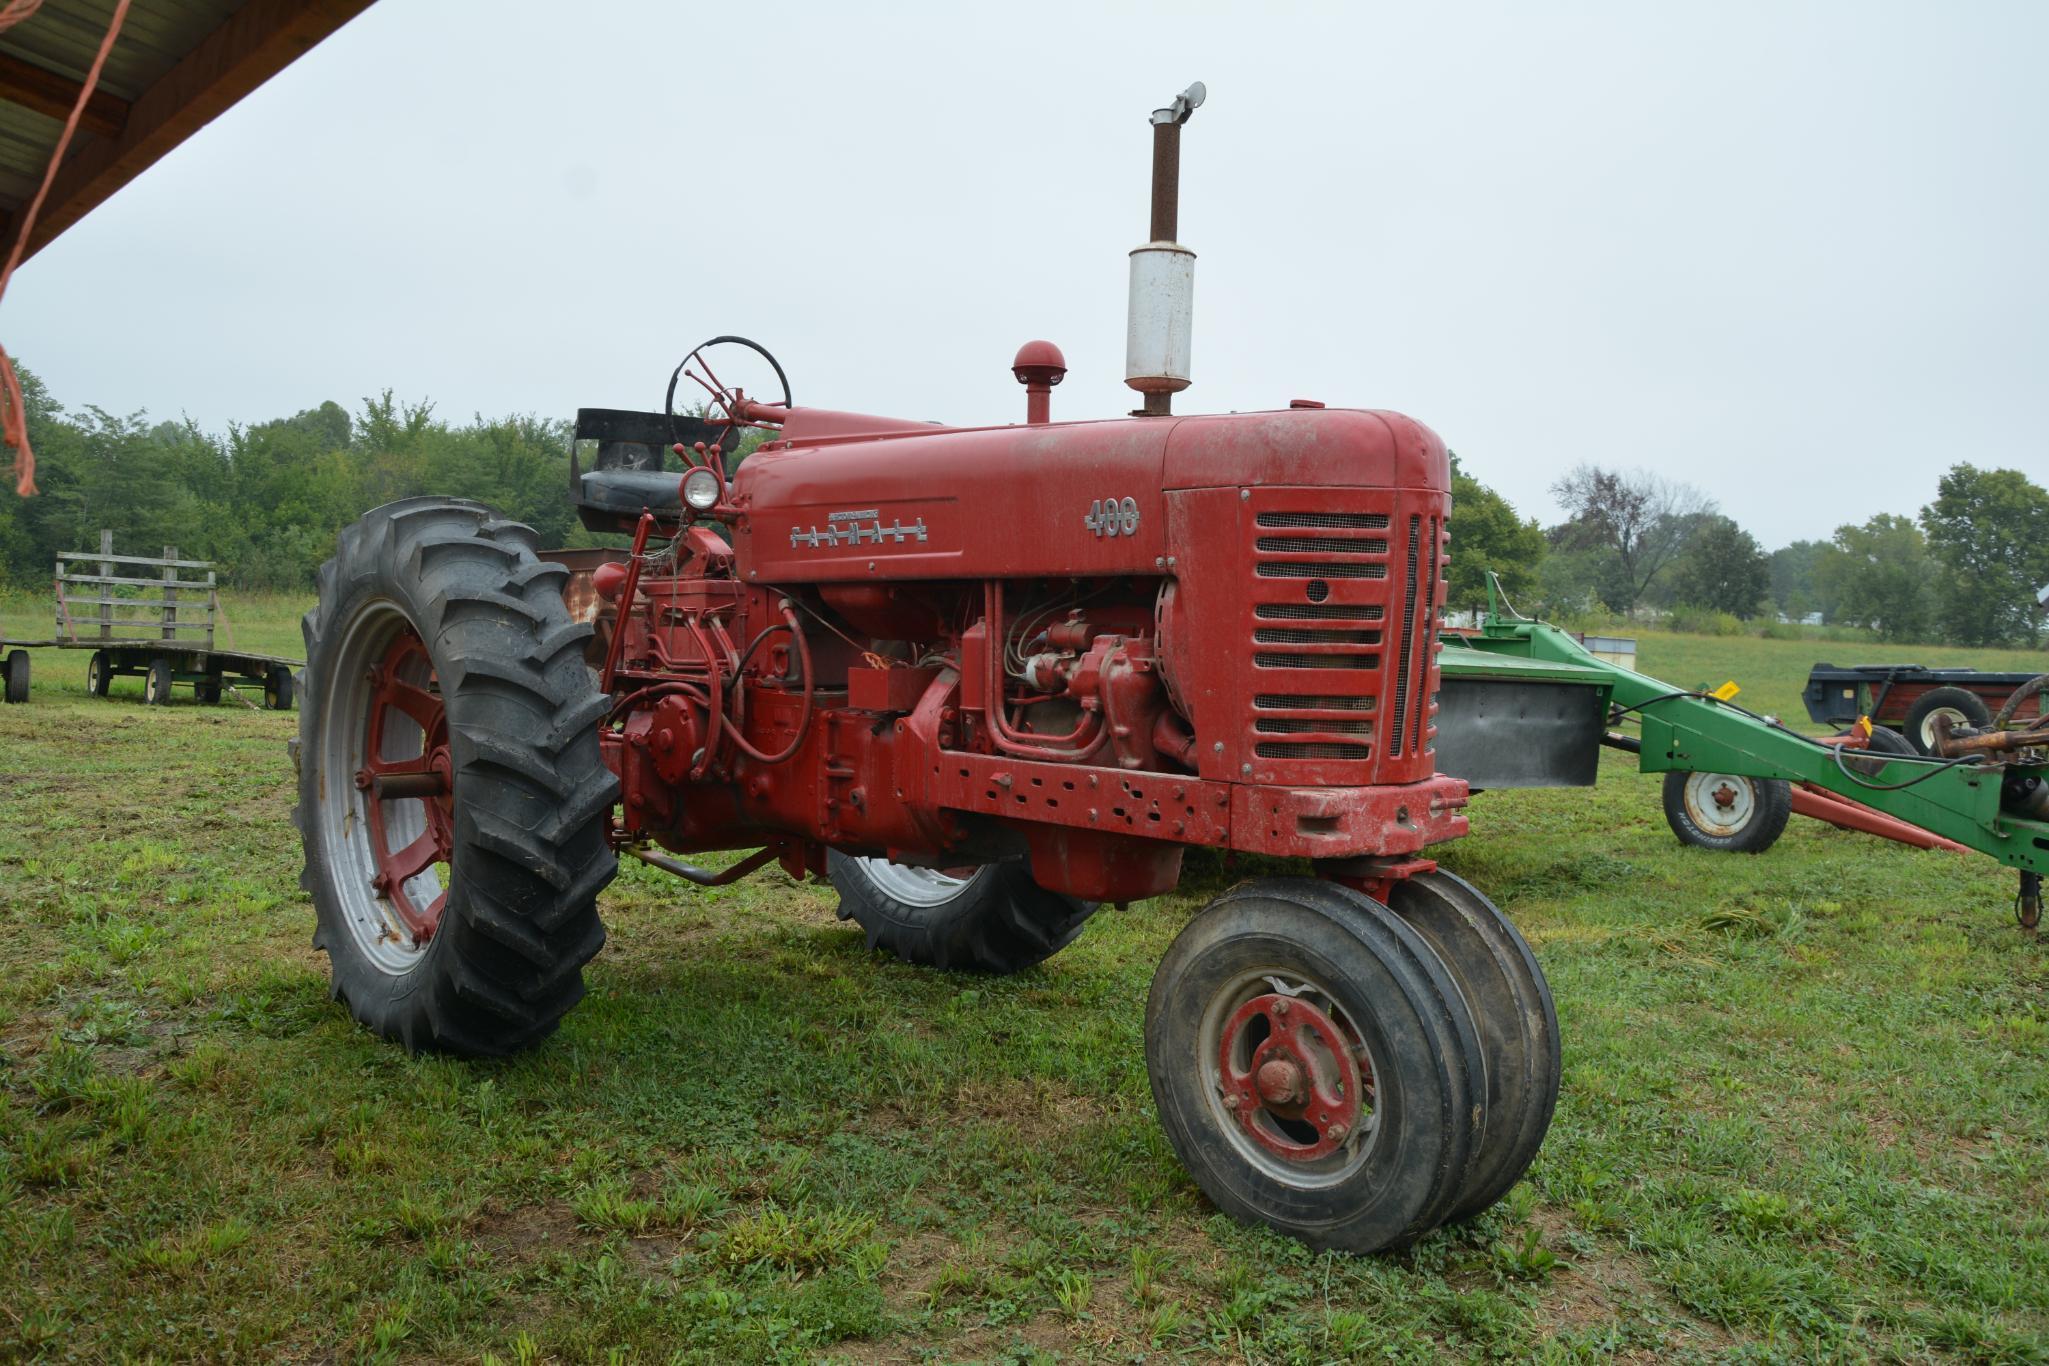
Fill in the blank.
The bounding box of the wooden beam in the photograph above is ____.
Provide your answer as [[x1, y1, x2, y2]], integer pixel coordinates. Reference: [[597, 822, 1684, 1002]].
[[19, 0, 376, 263], [0, 51, 130, 139]]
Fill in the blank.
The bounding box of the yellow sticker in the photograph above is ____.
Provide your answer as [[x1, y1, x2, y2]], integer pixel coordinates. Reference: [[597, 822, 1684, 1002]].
[[1856, 715, 1873, 737], [1710, 680, 1740, 702]]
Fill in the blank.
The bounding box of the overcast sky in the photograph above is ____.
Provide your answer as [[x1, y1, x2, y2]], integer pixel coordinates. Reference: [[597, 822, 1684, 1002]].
[[7, 0, 2045, 547]]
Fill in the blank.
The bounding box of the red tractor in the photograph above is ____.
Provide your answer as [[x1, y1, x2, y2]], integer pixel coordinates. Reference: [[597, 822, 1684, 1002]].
[[291, 88, 1557, 1253]]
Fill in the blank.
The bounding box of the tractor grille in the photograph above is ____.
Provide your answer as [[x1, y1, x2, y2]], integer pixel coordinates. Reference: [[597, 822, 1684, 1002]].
[[1231, 487, 1447, 784], [1243, 501, 1396, 770]]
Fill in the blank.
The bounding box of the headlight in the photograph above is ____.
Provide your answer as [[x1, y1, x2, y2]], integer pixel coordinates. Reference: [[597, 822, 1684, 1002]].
[[681, 466, 722, 512]]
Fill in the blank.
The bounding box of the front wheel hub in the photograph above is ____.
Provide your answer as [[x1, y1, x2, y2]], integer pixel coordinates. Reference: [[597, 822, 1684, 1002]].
[[1216, 989, 1369, 1164]]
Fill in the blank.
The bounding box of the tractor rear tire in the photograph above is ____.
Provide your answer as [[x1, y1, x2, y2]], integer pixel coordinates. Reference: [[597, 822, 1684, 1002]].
[[86, 650, 110, 697], [1662, 771, 1791, 853], [1387, 871, 1558, 1224], [829, 852, 1097, 973], [296, 497, 618, 1056], [2, 650, 27, 704], [1903, 687, 1991, 756], [1145, 878, 1483, 1253], [144, 658, 175, 706]]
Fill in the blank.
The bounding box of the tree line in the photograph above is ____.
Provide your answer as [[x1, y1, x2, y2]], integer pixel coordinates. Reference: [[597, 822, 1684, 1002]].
[[1448, 456, 2049, 648], [0, 366, 589, 593], [3, 367, 2043, 646]]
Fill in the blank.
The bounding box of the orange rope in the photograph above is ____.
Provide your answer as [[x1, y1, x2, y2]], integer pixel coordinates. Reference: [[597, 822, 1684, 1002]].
[[1, 0, 131, 496]]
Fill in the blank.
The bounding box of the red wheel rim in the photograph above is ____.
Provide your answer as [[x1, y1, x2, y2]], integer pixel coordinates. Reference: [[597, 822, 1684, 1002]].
[[356, 629, 453, 946], [1216, 991, 1371, 1163]]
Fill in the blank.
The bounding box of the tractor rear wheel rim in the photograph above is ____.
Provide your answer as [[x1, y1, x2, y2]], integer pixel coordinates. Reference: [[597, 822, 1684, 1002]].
[[318, 602, 454, 974], [1683, 771, 1754, 838], [856, 858, 978, 907], [1199, 969, 1376, 1187]]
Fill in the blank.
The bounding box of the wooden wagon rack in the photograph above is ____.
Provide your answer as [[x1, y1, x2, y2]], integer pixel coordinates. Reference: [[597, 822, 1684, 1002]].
[[1, 533, 300, 708]]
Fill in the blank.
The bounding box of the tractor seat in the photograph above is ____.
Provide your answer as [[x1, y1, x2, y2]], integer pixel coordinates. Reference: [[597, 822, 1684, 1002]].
[[579, 468, 682, 515]]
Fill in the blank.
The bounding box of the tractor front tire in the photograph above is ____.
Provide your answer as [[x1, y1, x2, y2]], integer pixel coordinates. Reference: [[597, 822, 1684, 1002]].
[[296, 497, 618, 1056], [829, 852, 1097, 973], [1387, 871, 1558, 1224], [1145, 878, 1483, 1253], [1662, 771, 1791, 853]]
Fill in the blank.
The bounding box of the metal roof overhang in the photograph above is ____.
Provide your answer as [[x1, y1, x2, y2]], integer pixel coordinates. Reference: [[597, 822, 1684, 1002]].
[[0, 0, 373, 263]]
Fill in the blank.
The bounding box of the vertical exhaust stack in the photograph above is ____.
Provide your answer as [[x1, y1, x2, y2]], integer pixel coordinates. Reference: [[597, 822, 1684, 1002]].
[[1127, 81, 1204, 418]]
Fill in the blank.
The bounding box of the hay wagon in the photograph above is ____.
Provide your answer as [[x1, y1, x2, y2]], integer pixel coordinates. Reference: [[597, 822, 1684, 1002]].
[[1, 534, 298, 708]]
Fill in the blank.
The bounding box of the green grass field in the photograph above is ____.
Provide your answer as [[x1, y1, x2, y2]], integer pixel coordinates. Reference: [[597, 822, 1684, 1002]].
[[2, 598, 2046, 1361]]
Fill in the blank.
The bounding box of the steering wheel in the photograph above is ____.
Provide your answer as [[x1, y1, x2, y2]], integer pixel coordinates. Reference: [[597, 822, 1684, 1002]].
[[664, 335, 793, 462]]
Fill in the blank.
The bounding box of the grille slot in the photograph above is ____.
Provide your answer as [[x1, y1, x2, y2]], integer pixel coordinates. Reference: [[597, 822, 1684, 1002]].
[[1255, 535, 1388, 555], [1256, 561, 1386, 579], [1256, 693, 1373, 711], [1389, 515, 1421, 755], [1257, 741, 1371, 760], [1253, 627, 1381, 646], [1255, 652, 1380, 670], [1256, 716, 1371, 735], [1412, 514, 1440, 755], [1256, 512, 1390, 530], [1255, 603, 1383, 621]]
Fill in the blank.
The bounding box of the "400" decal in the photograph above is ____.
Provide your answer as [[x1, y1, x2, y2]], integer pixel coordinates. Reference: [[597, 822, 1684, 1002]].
[[1085, 496, 1140, 538]]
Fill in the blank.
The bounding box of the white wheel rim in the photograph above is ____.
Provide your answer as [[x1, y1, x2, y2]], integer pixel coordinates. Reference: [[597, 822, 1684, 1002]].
[[856, 857, 977, 907], [1682, 772, 1755, 839], [316, 600, 441, 975], [1918, 706, 1968, 751]]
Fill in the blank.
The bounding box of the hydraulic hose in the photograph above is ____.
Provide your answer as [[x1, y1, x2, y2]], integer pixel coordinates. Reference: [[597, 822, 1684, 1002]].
[[726, 604, 813, 766], [983, 581, 1109, 762]]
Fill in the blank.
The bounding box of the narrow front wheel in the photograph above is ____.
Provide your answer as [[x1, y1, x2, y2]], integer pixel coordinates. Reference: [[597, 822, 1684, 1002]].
[[1145, 878, 1482, 1253]]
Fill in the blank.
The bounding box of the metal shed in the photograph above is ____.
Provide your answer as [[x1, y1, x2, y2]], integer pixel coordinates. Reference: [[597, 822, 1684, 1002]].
[[0, 0, 372, 263]]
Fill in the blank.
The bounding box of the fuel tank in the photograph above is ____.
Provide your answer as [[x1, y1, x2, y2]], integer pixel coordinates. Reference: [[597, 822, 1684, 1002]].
[[729, 406, 1448, 584]]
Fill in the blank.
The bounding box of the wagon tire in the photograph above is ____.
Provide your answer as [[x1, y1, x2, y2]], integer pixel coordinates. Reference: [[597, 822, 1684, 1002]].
[[196, 676, 223, 705], [144, 657, 175, 706], [1835, 723, 1915, 776], [296, 497, 618, 1057], [1903, 687, 1992, 756], [264, 665, 295, 711], [86, 650, 110, 697], [2, 649, 27, 704], [1387, 871, 1558, 1224], [1661, 771, 1791, 853], [1145, 878, 1483, 1254], [828, 852, 1097, 974]]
